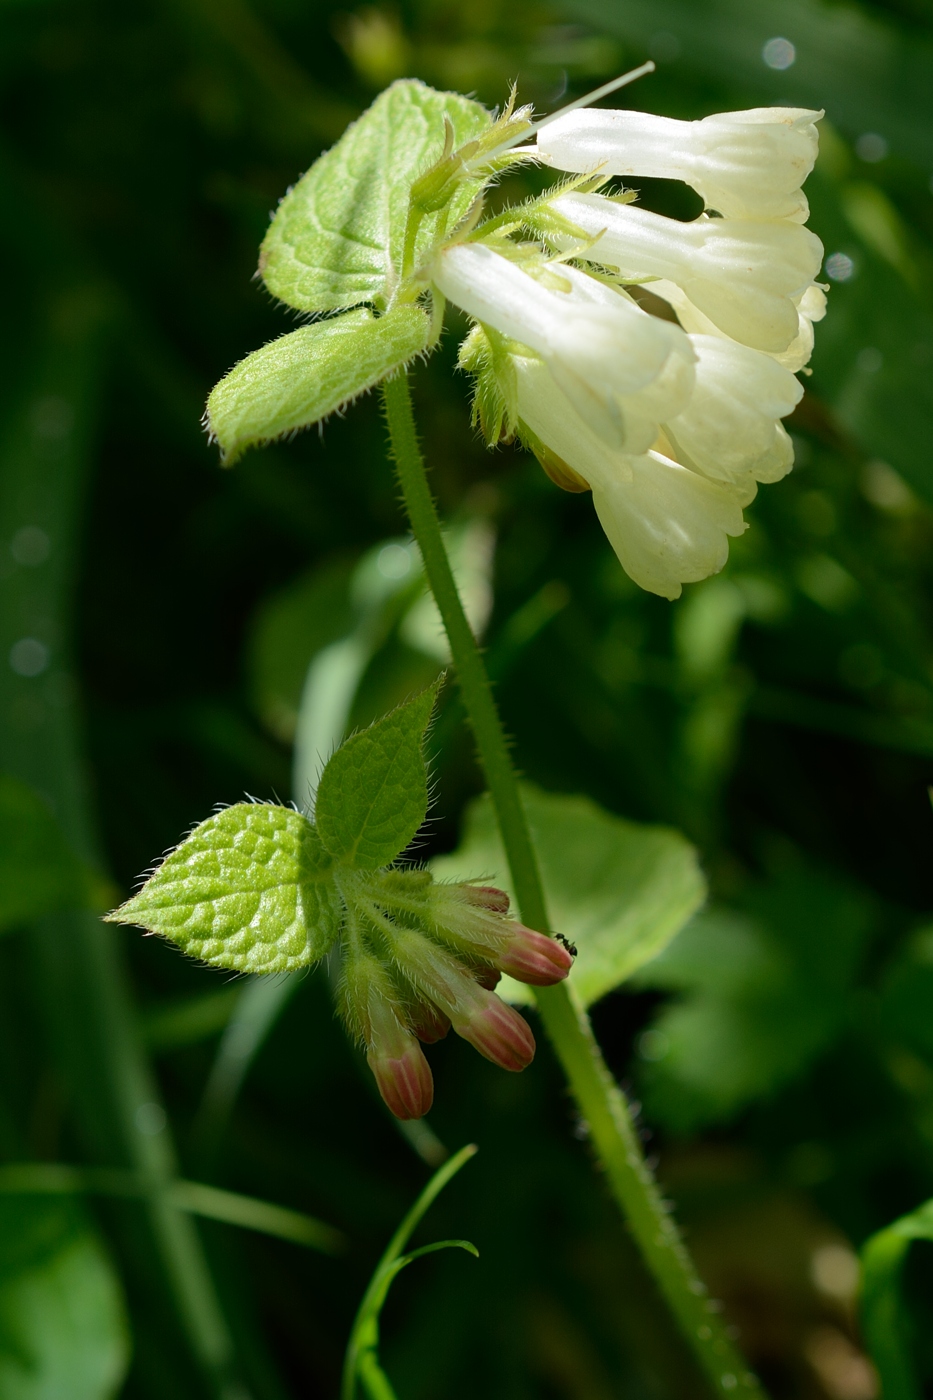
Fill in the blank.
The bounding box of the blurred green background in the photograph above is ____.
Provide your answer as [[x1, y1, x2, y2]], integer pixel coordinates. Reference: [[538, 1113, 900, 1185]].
[[2, 0, 933, 1397]]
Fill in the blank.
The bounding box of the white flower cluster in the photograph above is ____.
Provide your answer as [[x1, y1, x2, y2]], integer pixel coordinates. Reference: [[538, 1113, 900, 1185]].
[[430, 105, 826, 599]]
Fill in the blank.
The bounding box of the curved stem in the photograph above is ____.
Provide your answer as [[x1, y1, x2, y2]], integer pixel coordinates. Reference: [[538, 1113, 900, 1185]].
[[381, 368, 764, 1400]]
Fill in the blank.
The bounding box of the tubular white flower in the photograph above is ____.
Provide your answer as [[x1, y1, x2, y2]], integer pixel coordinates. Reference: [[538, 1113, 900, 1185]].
[[648, 278, 827, 373], [537, 107, 822, 222], [663, 334, 803, 487], [548, 192, 824, 354], [511, 353, 746, 599], [592, 453, 747, 601], [432, 241, 693, 448]]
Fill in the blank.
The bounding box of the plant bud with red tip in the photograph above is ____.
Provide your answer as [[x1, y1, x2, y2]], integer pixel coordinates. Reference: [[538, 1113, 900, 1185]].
[[451, 986, 536, 1071], [461, 884, 511, 914], [494, 923, 574, 986], [367, 1029, 435, 1120], [407, 999, 451, 1044], [390, 926, 536, 1071], [339, 945, 434, 1119]]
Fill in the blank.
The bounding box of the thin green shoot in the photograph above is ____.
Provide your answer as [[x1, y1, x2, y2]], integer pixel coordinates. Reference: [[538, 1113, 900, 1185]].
[[342, 1144, 479, 1400]]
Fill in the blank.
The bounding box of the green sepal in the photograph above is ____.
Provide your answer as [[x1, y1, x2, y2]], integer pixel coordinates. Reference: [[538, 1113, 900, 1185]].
[[457, 324, 518, 446], [207, 305, 430, 464], [260, 80, 491, 315], [106, 804, 341, 974], [315, 680, 441, 869]]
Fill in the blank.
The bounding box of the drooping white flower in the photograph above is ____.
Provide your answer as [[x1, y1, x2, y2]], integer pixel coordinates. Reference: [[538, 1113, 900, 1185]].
[[511, 352, 746, 599], [662, 334, 803, 488], [648, 278, 827, 373], [592, 452, 747, 601], [537, 106, 822, 222], [432, 241, 694, 448], [547, 192, 824, 354]]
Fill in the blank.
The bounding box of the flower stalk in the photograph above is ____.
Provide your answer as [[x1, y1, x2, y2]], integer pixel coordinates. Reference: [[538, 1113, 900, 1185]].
[[382, 366, 764, 1400]]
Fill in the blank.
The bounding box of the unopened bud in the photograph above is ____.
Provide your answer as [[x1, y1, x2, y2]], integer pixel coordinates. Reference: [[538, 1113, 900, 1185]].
[[461, 884, 511, 913], [451, 989, 536, 1071], [408, 1001, 451, 1044], [494, 924, 574, 986], [367, 1035, 435, 1120]]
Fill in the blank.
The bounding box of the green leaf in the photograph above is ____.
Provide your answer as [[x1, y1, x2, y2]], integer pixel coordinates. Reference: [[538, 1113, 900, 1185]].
[[861, 1198, 933, 1400], [248, 555, 358, 743], [633, 870, 875, 1133], [315, 680, 440, 869], [0, 774, 107, 932], [260, 79, 491, 315], [106, 803, 341, 974], [207, 305, 431, 464], [0, 1197, 128, 1400], [432, 784, 705, 1007]]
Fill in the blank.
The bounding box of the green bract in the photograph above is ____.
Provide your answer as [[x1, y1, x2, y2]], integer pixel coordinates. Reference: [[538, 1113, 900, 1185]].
[[107, 685, 440, 972], [315, 679, 439, 869], [207, 306, 431, 464], [260, 80, 490, 314]]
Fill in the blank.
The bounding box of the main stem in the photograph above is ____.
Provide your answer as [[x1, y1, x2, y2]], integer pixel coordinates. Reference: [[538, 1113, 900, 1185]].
[[382, 369, 763, 1400]]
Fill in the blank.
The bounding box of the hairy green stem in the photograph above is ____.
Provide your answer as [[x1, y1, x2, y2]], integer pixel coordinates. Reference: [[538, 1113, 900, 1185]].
[[382, 368, 763, 1400]]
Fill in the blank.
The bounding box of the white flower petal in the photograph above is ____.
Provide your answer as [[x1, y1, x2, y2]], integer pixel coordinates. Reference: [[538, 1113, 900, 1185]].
[[513, 355, 634, 484], [550, 193, 824, 354], [591, 452, 747, 600], [664, 334, 802, 486], [650, 278, 826, 372], [434, 243, 694, 449], [538, 106, 821, 222]]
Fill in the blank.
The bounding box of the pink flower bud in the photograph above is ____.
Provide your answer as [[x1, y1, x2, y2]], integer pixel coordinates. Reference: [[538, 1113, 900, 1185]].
[[451, 989, 535, 1071], [461, 884, 511, 914], [494, 925, 574, 986], [408, 1001, 451, 1044], [367, 1038, 435, 1120]]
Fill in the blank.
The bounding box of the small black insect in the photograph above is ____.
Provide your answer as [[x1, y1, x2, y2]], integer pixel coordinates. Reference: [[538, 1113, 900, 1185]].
[[554, 932, 578, 959]]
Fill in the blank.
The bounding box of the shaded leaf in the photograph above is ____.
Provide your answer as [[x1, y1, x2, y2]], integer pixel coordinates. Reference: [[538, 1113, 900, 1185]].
[[0, 1197, 128, 1400], [0, 775, 106, 933], [107, 804, 340, 974], [432, 784, 705, 1007], [315, 680, 440, 868], [861, 1195, 933, 1400], [634, 871, 875, 1133]]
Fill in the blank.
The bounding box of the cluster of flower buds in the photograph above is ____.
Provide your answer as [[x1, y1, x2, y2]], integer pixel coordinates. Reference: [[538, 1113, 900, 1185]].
[[428, 103, 826, 599], [335, 868, 573, 1119]]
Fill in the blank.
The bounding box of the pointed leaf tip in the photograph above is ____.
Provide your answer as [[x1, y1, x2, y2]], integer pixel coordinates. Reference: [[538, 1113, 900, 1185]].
[[315, 679, 442, 868]]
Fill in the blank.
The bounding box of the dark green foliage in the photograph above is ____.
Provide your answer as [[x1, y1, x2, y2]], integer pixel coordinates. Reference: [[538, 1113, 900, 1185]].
[[3, 0, 933, 1397]]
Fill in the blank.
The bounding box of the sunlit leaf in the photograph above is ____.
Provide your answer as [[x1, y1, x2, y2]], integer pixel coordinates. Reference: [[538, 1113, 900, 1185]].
[[106, 804, 341, 973], [260, 79, 491, 314]]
